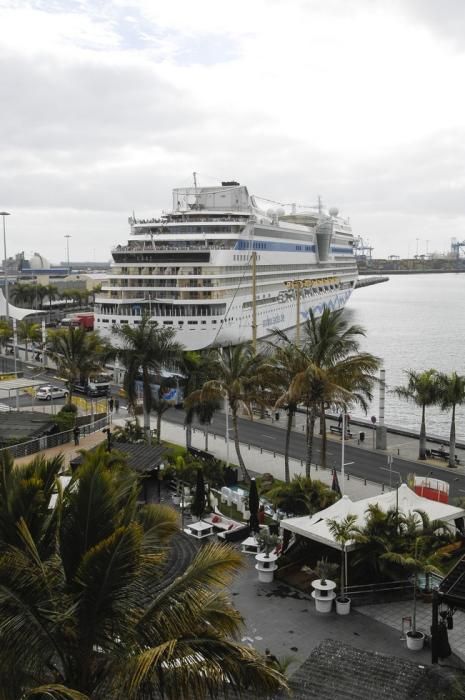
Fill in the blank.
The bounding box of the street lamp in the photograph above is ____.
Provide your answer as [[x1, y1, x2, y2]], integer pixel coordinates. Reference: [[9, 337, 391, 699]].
[[64, 234, 71, 272], [1, 212, 11, 319]]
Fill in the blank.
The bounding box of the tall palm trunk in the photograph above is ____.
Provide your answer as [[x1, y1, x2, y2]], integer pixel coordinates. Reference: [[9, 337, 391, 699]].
[[419, 404, 426, 459], [186, 423, 192, 449], [449, 404, 456, 467], [320, 401, 328, 468], [284, 407, 294, 483], [231, 408, 249, 483], [305, 404, 317, 477], [156, 410, 162, 445], [142, 368, 152, 445]]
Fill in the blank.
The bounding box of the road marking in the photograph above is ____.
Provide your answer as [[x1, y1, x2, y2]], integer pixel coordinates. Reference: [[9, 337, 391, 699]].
[[261, 434, 276, 440]]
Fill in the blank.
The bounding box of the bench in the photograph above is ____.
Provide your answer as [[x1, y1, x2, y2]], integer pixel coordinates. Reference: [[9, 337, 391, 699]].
[[329, 425, 353, 439], [202, 513, 249, 542], [429, 449, 461, 465]]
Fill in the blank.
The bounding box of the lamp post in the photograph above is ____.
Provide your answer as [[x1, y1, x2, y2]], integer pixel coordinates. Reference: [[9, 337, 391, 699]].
[[64, 234, 71, 273], [1, 212, 11, 319]]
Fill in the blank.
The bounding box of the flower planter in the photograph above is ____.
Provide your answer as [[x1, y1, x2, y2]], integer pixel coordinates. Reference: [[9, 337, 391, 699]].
[[335, 596, 351, 615], [172, 495, 180, 506], [311, 579, 336, 614], [255, 553, 278, 583], [406, 631, 425, 651]]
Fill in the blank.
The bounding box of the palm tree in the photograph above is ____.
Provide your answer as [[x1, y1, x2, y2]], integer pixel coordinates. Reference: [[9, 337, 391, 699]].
[[197, 344, 264, 483], [183, 350, 220, 450], [437, 371, 465, 467], [265, 475, 337, 516], [47, 327, 111, 403], [394, 369, 440, 460], [17, 319, 41, 361], [0, 320, 12, 352], [44, 283, 58, 314], [10, 282, 34, 308], [262, 341, 307, 483], [300, 308, 377, 467], [327, 514, 359, 602], [0, 446, 287, 699], [271, 310, 380, 475], [113, 316, 184, 444]]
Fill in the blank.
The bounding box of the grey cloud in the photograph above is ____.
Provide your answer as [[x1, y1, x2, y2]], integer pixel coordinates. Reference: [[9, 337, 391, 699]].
[[0, 48, 201, 156]]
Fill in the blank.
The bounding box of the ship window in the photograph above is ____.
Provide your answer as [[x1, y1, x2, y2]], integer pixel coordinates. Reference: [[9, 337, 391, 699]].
[[163, 321, 173, 325], [102, 319, 109, 323], [188, 321, 198, 325], [201, 321, 206, 325], [212, 320, 217, 324], [120, 320, 128, 324]]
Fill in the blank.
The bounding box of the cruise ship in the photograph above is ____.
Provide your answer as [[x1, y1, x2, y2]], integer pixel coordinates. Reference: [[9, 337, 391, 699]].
[[95, 181, 358, 350]]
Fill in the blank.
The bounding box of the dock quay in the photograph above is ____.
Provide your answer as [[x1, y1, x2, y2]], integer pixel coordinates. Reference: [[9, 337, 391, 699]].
[[355, 275, 389, 288]]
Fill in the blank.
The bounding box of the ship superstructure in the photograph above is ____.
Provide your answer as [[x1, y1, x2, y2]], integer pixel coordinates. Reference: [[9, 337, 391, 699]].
[[95, 181, 358, 349]]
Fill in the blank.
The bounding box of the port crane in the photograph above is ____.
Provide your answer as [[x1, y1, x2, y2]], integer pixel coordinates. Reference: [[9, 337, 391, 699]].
[[354, 236, 374, 260], [451, 238, 465, 258]]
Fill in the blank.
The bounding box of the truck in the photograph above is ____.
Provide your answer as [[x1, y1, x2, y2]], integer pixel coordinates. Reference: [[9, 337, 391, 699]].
[[60, 312, 94, 331], [73, 373, 111, 397]]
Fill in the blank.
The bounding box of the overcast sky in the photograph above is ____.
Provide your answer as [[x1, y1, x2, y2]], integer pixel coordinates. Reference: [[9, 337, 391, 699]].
[[1, 0, 465, 263]]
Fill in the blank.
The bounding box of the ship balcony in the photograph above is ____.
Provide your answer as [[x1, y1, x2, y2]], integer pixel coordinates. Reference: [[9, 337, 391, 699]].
[[112, 243, 235, 254]]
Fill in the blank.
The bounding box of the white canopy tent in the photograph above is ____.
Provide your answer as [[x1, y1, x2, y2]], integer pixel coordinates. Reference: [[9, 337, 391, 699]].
[[280, 484, 465, 551], [0, 288, 45, 320]]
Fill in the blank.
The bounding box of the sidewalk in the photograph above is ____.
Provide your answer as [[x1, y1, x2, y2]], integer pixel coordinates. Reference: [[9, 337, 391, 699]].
[[259, 409, 465, 478]]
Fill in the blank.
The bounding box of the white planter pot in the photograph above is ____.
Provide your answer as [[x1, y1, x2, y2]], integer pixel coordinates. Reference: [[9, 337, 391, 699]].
[[172, 495, 180, 505], [257, 568, 275, 583], [406, 632, 425, 651], [313, 596, 334, 613], [311, 579, 336, 614], [255, 553, 278, 583], [336, 597, 351, 615]]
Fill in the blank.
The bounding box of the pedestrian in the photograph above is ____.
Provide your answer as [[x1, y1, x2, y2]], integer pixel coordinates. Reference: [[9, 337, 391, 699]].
[[338, 413, 342, 427], [73, 425, 80, 446], [114, 398, 120, 412], [258, 504, 265, 526], [264, 648, 280, 670], [108, 397, 114, 412]]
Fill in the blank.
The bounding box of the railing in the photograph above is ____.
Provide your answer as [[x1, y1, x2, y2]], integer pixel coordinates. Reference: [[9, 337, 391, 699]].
[[0, 416, 109, 460], [112, 244, 234, 253]]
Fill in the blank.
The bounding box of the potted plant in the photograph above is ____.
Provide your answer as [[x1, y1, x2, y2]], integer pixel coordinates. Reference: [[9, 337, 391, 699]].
[[310, 558, 337, 613], [255, 531, 281, 583], [386, 536, 441, 651], [327, 514, 359, 615]]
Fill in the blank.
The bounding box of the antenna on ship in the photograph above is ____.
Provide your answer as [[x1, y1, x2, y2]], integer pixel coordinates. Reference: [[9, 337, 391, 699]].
[[193, 171, 198, 188]]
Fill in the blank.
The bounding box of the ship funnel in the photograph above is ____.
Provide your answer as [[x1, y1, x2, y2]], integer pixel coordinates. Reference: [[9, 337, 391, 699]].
[[315, 217, 333, 261]]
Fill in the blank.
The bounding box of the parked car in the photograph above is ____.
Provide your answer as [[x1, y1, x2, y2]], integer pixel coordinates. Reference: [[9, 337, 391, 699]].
[[36, 385, 69, 401]]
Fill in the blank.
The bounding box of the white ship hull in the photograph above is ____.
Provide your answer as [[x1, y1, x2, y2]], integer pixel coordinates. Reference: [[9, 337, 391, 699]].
[[95, 181, 358, 350]]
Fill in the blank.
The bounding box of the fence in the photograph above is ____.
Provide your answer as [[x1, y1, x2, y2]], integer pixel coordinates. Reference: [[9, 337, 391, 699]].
[[0, 416, 109, 460], [346, 572, 443, 606]]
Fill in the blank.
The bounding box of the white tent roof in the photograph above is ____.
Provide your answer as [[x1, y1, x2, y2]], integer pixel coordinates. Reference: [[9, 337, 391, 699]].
[[0, 288, 45, 320], [281, 484, 465, 551]]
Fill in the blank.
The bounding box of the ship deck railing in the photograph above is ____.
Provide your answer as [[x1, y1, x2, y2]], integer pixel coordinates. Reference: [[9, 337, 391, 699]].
[[112, 244, 235, 253]]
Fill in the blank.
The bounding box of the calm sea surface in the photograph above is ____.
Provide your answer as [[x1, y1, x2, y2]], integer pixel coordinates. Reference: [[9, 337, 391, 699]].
[[342, 274, 465, 442]]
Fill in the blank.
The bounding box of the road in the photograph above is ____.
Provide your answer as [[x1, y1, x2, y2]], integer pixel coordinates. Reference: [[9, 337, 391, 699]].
[[5, 360, 465, 500], [164, 408, 465, 501]]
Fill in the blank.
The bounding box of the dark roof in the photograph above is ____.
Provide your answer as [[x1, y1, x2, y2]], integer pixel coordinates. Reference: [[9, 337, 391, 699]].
[[0, 411, 57, 445], [438, 554, 465, 606], [112, 442, 167, 473], [286, 639, 427, 700], [70, 441, 166, 474]]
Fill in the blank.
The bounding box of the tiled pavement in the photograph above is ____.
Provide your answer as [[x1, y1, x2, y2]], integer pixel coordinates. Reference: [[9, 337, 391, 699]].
[[357, 599, 465, 664]]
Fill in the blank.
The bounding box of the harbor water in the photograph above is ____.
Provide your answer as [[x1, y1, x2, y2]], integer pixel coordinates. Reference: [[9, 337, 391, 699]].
[[344, 273, 465, 441]]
